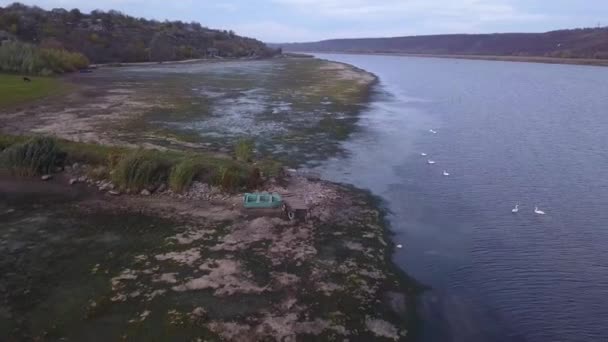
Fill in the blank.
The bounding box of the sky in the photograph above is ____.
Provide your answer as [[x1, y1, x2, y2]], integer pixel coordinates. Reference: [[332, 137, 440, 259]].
[[1, 0, 607, 42]]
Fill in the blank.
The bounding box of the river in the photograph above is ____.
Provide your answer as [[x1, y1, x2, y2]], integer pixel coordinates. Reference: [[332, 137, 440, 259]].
[[312, 54, 608, 342]]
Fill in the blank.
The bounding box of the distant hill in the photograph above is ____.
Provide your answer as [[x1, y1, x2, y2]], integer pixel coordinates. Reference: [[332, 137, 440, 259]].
[[0, 3, 278, 64], [276, 28, 608, 60]]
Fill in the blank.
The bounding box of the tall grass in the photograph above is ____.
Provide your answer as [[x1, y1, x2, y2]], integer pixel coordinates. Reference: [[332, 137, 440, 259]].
[[0, 136, 63, 176], [215, 165, 246, 192], [169, 159, 205, 193], [0, 134, 281, 193], [234, 138, 254, 162], [112, 150, 171, 191], [0, 42, 89, 75]]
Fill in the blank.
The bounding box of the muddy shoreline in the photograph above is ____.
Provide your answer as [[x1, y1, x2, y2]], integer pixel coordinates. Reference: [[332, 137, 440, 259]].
[[1, 167, 419, 341], [1, 58, 419, 341]]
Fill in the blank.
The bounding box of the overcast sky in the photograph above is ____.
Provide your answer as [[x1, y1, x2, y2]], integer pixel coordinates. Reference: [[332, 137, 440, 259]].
[[1, 0, 607, 42]]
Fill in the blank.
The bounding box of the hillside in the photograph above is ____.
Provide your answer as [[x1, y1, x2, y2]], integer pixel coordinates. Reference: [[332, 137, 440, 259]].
[[277, 28, 608, 60], [0, 3, 278, 64]]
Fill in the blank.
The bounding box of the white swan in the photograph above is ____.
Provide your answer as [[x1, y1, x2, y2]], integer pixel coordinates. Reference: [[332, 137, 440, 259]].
[[443, 170, 450, 176], [429, 129, 437, 134], [421, 153, 428, 156], [534, 206, 546, 215], [512, 204, 519, 213], [427, 160, 436, 165]]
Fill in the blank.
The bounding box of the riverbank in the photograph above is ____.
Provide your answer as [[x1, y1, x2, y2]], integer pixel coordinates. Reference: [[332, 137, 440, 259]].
[[0, 58, 419, 340], [307, 51, 608, 67]]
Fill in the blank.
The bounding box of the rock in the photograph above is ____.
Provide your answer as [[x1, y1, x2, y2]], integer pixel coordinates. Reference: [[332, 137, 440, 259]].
[[365, 317, 399, 340], [140, 189, 151, 196], [191, 307, 207, 318], [384, 292, 408, 317], [108, 190, 121, 196], [72, 162, 80, 170], [156, 183, 167, 193], [54, 166, 64, 173], [98, 181, 115, 191], [41, 175, 52, 181], [78, 176, 88, 183], [69, 178, 78, 185]]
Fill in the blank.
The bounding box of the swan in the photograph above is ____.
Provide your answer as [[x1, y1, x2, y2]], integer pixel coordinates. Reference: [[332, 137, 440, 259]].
[[429, 129, 437, 134], [421, 153, 428, 156], [396, 244, 403, 249], [512, 204, 519, 213], [443, 170, 450, 176], [427, 160, 436, 165], [534, 206, 546, 215]]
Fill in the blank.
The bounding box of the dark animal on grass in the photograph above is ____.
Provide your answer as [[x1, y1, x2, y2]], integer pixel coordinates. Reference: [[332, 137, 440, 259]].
[[23, 77, 31, 82]]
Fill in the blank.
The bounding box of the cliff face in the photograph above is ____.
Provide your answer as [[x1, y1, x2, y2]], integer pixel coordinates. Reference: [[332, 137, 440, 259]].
[[276, 28, 608, 60], [0, 3, 278, 63]]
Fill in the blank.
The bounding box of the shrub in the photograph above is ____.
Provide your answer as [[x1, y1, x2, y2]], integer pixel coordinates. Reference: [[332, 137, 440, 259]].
[[112, 150, 170, 191], [169, 159, 204, 193], [0, 134, 26, 151], [214, 165, 245, 192], [234, 138, 254, 162], [257, 158, 283, 178], [0, 41, 89, 75], [0, 136, 63, 176]]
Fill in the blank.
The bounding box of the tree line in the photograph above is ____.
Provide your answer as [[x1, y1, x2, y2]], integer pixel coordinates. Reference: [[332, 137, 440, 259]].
[[0, 2, 279, 65], [278, 28, 608, 60]]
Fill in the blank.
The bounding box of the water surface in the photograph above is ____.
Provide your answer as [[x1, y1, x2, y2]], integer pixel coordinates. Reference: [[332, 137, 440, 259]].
[[313, 53, 608, 342]]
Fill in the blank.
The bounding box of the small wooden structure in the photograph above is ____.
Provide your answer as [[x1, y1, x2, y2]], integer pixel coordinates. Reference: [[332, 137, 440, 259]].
[[282, 195, 309, 222]]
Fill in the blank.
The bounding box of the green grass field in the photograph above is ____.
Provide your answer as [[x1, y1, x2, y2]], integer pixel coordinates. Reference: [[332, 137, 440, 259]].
[[0, 74, 64, 108]]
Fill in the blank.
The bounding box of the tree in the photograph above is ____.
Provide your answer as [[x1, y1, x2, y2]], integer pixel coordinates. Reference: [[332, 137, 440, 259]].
[[149, 32, 176, 61]]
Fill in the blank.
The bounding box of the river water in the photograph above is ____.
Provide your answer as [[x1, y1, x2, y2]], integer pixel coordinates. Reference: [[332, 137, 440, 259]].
[[313, 54, 608, 342]]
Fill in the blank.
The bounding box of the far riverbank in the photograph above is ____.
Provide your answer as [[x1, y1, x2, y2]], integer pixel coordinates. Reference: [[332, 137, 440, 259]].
[[299, 51, 608, 67]]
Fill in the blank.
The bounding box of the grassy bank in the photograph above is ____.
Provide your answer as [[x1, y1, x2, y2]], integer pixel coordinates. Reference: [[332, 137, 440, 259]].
[[0, 134, 279, 193], [0, 74, 67, 108]]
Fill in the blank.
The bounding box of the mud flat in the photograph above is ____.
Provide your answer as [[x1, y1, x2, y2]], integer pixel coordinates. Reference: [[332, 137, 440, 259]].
[[0, 167, 418, 341], [1, 58, 419, 341], [0, 58, 377, 166]]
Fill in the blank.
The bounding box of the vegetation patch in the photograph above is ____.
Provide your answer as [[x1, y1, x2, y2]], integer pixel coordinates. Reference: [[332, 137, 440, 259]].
[[0, 74, 66, 108], [0, 133, 272, 193], [0, 41, 89, 75], [234, 138, 254, 162], [169, 159, 205, 193], [112, 150, 172, 191], [0, 136, 64, 176]]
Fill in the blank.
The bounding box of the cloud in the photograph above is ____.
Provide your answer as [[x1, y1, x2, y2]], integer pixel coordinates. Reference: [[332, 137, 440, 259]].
[[213, 3, 239, 12], [273, 0, 542, 22], [230, 21, 318, 42], [2, 0, 603, 42]]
